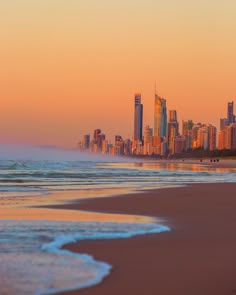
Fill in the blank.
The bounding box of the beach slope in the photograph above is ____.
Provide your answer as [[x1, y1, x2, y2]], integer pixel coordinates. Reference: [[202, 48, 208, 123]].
[[57, 183, 236, 295]]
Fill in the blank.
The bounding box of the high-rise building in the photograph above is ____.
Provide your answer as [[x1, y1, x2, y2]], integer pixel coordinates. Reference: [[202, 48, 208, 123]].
[[123, 139, 132, 155], [154, 94, 167, 138], [197, 126, 208, 150], [114, 135, 125, 155], [168, 110, 179, 155], [220, 118, 229, 130], [192, 123, 202, 149], [134, 94, 143, 142], [102, 140, 109, 154], [90, 129, 103, 152], [218, 130, 226, 150], [182, 120, 193, 150], [208, 125, 217, 151], [174, 136, 186, 154], [195, 124, 217, 150], [143, 125, 153, 155], [227, 101, 235, 124], [160, 138, 168, 157], [232, 123, 236, 149], [152, 135, 162, 155], [168, 110, 179, 134], [97, 133, 105, 150], [225, 123, 236, 149], [218, 102, 235, 150], [94, 129, 101, 142], [168, 110, 177, 122], [182, 120, 194, 136], [82, 134, 90, 149], [225, 125, 232, 149], [185, 131, 192, 151], [89, 140, 97, 153]]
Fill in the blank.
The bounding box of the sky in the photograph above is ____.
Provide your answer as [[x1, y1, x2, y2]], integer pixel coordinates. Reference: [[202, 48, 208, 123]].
[[1, 0, 236, 147]]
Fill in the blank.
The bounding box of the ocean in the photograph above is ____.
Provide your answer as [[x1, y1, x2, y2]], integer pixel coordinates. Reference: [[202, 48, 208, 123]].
[[0, 145, 236, 295]]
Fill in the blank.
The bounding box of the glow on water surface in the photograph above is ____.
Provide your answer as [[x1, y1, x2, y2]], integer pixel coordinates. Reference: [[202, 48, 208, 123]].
[[0, 155, 236, 295]]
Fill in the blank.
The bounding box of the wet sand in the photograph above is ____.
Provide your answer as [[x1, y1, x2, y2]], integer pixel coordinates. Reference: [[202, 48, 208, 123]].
[[157, 158, 236, 169], [52, 183, 236, 295]]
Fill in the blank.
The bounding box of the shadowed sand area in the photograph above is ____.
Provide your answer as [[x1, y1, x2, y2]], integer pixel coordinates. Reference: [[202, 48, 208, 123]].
[[53, 183, 236, 295]]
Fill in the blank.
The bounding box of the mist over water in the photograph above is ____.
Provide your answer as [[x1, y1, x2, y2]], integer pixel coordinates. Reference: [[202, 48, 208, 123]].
[[0, 144, 125, 162], [0, 144, 235, 200]]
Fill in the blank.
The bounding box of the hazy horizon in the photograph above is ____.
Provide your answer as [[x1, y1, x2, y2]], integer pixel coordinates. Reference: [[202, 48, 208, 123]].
[[1, 0, 236, 146], [0, 143, 129, 161]]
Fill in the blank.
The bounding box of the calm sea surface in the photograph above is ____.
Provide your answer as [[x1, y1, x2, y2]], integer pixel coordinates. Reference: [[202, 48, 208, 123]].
[[1, 156, 236, 295]]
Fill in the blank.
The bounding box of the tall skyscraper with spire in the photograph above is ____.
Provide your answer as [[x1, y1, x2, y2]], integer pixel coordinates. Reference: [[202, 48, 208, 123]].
[[227, 101, 235, 124], [134, 93, 143, 142], [154, 92, 167, 138]]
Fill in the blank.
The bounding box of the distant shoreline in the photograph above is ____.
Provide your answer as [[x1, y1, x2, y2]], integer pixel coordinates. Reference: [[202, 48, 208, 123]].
[[124, 156, 236, 168]]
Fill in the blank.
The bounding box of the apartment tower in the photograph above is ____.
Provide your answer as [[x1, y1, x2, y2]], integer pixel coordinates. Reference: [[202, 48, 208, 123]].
[[154, 94, 167, 138], [134, 93, 143, 142]]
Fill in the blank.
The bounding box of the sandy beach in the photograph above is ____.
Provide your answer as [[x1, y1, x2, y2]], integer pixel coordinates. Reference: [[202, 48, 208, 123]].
[[152, 158, 236, 169], [52, 183, 236, 295]]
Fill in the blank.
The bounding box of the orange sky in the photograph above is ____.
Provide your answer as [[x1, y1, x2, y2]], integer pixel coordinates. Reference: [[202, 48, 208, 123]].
[[1, 0, 236, 147]]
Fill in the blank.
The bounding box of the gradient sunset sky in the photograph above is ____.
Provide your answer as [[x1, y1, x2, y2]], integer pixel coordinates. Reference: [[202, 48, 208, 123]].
[[1, 0, 236, 147]]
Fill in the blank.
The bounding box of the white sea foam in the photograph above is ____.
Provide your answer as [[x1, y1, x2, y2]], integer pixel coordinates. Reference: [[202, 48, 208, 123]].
[[41, 223, 170, 295], [0, 220, 170, 295]]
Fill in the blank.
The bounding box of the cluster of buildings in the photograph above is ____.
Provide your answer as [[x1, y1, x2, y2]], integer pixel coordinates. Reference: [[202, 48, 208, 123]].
[[218, 101, 236, 150], [79, 130, 132, 156], [78, 93, 236, 157]]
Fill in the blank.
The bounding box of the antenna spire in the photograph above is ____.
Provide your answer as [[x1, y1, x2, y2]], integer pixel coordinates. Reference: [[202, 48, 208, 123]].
[[154, 81, 157, 96]]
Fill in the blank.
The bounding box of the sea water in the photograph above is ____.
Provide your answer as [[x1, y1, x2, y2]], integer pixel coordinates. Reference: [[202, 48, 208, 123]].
[[0, 220, 168, 295], [0, 145, 236, 294]]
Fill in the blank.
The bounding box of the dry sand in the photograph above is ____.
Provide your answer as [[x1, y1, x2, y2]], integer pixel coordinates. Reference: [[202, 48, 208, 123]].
[[54, 183, 236, 295]]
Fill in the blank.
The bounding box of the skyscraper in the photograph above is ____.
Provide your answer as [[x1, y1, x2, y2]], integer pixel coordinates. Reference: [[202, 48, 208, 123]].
[[97, 133, 106, 150], [167, 110, 179, 155], [154, 94, 167, 138], [143, 125, 153, 155], [218, 101, 235, 150], [94, 129, 101, 142], [182, 120, 193, 151], [168, 110, 179, 137], [225, 125, 232, 149], [197, 126, 209, 150], [82, 134, 90, 149], [182, 120, 194, 137], [174, 136, 186, 154], [208, 124, 217, 151], [192, 123, 202, 149], [169, 110, 177, 122], [218, 130, 226, 150], [232, 123, 236, 149], [114, 135, 124, 155], [220, 118, 229, 130], [134, 93, 143, 142], [225, 123, 236, 149], [227, 101, 235, 124]]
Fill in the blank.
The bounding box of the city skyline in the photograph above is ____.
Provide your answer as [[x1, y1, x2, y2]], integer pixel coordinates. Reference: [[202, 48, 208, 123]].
[[1, 1, 236, 147], [79, 97, 235, 157]]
